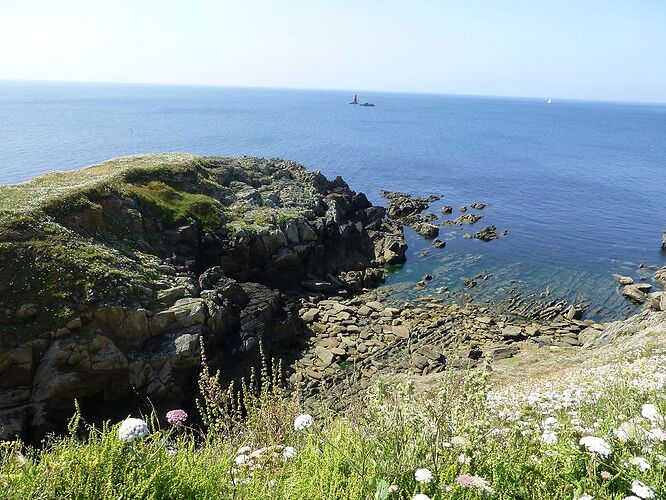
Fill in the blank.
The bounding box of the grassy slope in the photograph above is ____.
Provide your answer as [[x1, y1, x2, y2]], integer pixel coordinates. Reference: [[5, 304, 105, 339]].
[[1, 320, 665, 499], [0, 154, 220, 341], [0, 153, 202, 215]]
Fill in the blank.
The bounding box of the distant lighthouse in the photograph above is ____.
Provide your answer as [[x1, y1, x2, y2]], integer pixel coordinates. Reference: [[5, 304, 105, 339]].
[[350, 94, 358, 104]]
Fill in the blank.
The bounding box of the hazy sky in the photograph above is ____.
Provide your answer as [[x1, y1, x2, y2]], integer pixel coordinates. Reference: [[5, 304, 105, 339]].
[[1, 0, 665, 102]]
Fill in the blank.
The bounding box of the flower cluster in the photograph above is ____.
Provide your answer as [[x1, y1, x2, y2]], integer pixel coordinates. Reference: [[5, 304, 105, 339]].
[[456, 474, 495, 495], [293, 413, 314, 431], [166, 409, 188, 425], [118, 418, 150, 442]]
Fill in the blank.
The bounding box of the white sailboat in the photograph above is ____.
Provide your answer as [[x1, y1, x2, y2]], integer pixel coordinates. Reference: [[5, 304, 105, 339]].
[[547, 97, 552, 104]]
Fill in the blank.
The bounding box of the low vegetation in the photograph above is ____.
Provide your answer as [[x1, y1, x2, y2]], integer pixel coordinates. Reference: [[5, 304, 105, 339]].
[[0, 154, 313, 340], [130, 180, 223, 233], [1, 346, 665, 499]]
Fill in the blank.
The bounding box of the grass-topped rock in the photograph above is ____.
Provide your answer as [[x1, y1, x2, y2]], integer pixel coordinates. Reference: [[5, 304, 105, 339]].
[[0, 153, 406, 439]]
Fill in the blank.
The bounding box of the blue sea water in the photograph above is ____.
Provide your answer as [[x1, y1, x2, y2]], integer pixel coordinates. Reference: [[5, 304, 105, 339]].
[[1, 81, 665, 319]]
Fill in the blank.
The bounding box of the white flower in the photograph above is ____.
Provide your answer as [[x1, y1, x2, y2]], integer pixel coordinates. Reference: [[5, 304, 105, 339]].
[[234, 454, 247, 465], [412, 495, 431, 500], [614, 427, 631, 442], [577, 495, 594, 500], [237, 445, 251, 455], [631, 480, 655, 499], [118, 418, 150, 441], [541, 430, 558, 444], [294, 414, 314, 431], [457, 453, 471, 464], [622, 497, 641, 500], [388, 484, 399, 494], [646, 428, 666, 442], [282, 446, 296, 460], [628, 456, 651, 472], [641, 404, 662, 424], [579, 436, 611, 457], [451, 436, 470, 448], [414, 467, 434, 484], [543, 416, 558, 427]]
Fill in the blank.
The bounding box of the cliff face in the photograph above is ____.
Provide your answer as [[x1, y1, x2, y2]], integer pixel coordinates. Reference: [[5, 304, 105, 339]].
[[0, 154, 406, 439]]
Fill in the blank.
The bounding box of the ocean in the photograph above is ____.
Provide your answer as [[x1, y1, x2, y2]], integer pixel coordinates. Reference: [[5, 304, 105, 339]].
[[1, 81, 665, 320]]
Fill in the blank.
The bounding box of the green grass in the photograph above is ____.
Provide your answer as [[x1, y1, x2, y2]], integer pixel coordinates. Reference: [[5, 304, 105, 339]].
[[2, 353, 665, 499], [0, 154, 203, 216], [130, 180, 222, 233]]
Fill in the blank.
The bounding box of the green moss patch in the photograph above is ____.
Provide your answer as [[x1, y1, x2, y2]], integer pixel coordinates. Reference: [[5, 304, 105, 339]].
[[130, 181, 222, 232]]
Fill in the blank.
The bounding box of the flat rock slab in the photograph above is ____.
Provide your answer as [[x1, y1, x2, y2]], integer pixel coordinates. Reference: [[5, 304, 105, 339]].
[[357, 305, 371, 316], [366, 301, 384, 312], [485, 344, 519, 361], [623, 285, 646, 303], [314, 346, 334, 366], [392, 325, 410, 339], [302, 308, 319, 323], [502, 325, 524, 339]]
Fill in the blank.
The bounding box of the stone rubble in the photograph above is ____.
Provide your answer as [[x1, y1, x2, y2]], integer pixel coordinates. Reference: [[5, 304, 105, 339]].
[[292, 289, 608, 406]]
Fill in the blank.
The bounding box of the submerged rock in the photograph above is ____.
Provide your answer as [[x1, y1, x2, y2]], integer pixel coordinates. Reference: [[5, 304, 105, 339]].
[[443, 213, 483, 226]]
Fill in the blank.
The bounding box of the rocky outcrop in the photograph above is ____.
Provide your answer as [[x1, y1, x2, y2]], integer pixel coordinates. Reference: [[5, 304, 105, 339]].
[[1, 272, 303, 438], [0, 154, 406, 440], [475, 225, 500, 241], [379, 190, 440, 236], [655, 267, 666, 288], [615, 268, 665, 310]]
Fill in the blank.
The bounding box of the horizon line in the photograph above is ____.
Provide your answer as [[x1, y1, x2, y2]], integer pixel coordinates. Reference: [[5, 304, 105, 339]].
[[1, 77, 665, 107]]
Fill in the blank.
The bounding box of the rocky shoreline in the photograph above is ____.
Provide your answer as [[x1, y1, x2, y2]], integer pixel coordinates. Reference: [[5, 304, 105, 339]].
[[291, 287, 609, 407], [0, 154, 663, 442]]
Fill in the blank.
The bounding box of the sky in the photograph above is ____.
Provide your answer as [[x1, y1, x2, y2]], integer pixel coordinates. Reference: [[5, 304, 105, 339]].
[[1, 0, 665, 102]]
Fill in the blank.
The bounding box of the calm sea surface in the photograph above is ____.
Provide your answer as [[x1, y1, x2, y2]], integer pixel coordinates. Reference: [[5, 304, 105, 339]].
[[1, 82, 665, 319]]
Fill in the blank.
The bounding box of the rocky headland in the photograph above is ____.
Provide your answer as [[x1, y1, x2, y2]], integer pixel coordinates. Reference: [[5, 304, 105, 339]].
[[0, 154, 405, 439], [1, 154, 664, 444]]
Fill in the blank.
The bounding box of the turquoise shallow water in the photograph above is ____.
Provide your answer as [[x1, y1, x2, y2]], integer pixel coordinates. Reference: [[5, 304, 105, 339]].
[[1, 82, 665, 319]]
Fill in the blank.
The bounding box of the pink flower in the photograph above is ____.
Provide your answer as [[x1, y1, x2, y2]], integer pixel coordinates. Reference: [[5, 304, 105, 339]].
[[457, 474, 475, 487], [456, 474, 495, 494], [600, 470, 612, 480], [166, 409, 188, 425]]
